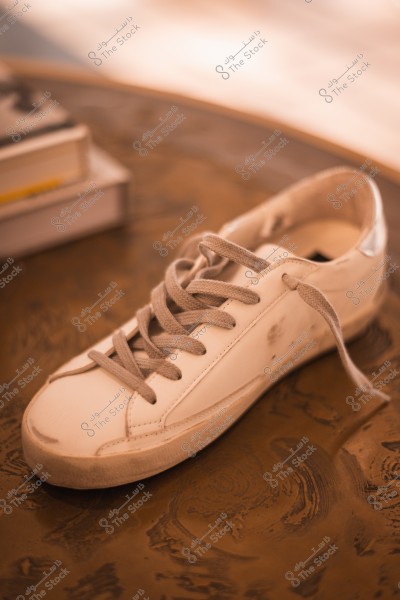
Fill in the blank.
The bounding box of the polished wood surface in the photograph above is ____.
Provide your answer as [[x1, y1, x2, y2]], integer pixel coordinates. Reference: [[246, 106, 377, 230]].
[[0, 76, 399, 600]]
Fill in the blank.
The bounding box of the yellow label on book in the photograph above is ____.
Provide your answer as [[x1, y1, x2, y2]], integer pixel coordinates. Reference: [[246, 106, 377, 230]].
[[0, 178, 63, 205]]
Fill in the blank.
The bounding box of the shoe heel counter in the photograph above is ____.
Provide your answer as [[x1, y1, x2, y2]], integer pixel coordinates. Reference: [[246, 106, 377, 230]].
[[358, 177, 388, 258]]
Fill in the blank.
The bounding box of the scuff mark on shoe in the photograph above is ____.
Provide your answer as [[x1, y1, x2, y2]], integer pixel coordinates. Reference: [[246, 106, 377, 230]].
[[31, 426, 59, 444], [267, 319, 284, 344]]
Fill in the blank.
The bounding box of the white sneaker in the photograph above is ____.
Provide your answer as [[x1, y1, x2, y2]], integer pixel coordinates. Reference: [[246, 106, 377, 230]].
[[22, 167, 390, 489]]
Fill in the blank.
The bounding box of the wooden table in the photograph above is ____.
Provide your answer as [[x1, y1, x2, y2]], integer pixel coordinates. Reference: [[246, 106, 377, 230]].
[[0, 74, 399, 600]]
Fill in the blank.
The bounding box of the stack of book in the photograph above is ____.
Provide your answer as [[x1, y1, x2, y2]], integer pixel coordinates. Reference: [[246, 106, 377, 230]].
[[0, 62, 131, 257]]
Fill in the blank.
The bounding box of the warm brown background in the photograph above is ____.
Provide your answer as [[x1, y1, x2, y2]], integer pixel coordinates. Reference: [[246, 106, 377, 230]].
[[0, 76, 399, 600], [4, 0, 400, 182]]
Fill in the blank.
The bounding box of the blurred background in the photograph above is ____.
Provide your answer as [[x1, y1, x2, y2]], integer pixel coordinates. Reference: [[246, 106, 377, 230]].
[[1, 0, 400, 181]]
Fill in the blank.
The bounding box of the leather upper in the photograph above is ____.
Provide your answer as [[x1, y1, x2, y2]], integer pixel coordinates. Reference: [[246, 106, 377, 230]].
[[24, 167, 388, 458]]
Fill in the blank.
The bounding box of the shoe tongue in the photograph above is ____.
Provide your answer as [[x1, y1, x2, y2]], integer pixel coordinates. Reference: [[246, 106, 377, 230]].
[[254, 241, 297, 264], [219, 241, 297, 285]]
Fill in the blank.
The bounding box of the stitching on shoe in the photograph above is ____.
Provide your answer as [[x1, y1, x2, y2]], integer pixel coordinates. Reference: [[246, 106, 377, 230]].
[[96, 377, 262, 455]]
